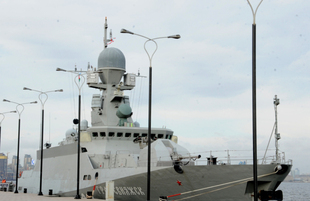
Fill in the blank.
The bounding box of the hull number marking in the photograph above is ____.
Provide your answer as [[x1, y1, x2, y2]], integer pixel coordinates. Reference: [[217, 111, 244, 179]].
[[97, 186, 145, 196]]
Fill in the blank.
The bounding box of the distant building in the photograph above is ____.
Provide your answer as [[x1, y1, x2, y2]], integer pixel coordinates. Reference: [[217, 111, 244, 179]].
[[11, 155, 24, 180], [12, 155, 17, 174], [6, 165, 14, 181], [295, 168, 300, 176], [23, 154, 34, 170], [0, 153, 8, 180], [0, 153, 34, 180]]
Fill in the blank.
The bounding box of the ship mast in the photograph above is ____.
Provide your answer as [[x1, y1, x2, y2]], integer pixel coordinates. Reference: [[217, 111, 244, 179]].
[[104, 17, 108, 49], [103, 17, 113, 49], [274, 95, 281, 162]]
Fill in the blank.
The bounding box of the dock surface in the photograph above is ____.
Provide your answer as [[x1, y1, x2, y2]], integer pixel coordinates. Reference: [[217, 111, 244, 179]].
[[0, 191, 102, 201]]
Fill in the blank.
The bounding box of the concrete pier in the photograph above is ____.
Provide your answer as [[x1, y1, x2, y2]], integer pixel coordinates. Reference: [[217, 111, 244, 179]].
[[0, 191, 103, 201]]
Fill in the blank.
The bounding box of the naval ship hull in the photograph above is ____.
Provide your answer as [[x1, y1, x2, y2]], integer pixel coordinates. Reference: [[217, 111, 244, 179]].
[[92, 165, 290, 201], [19, 147, 291, 201]]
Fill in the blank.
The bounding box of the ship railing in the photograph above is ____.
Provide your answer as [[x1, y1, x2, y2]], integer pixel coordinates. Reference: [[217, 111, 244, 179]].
[[0, 183, 11, 192], [187, 149, 291, 166]]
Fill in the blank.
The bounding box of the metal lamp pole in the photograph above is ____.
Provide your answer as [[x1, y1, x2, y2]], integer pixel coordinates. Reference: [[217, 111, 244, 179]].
[[23, 87, 63, 195], [3, 99, 37, 193], [120, 29, 180, 201], [247, 0, 263, 200], [0, 111, 16, 151], [56, 67, 86, 199]]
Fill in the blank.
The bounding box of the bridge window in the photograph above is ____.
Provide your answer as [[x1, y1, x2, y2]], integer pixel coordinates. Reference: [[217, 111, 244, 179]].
[[117, 132, 123, 137], [81, 147, 87, 153], [100, 132, 106, 137], [109, 132, 115, 137], [125, 133, 131, 137], [83, 175, 91, 180], [92, 132, 98, 137]]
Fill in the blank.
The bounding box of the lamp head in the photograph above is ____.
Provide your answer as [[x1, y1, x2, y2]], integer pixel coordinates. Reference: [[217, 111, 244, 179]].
[[23, 87, 31, 91], [56, 89, 64, 92], [3, 99, 10, 102], [168, 34, 181, 39], [56, 68, 66, 72], [120, 29, 134, 35]]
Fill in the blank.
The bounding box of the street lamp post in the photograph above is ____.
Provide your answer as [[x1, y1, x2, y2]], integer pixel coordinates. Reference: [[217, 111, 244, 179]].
[[3, 99, 37, 193], [56, 67, 86, 199], [23, 87, 63, 195], [247, 0, 263, 201], [0, 111, 16, 151], [120, 29, 180, 201]]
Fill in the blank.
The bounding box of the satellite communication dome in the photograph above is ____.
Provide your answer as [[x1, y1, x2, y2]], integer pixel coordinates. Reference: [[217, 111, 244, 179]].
[[81, 120, 88, 131], [65, 128, 77, 138], [134, 121, 140, 127], [98, 47, 126, 70], [116, 104, 132, 118]]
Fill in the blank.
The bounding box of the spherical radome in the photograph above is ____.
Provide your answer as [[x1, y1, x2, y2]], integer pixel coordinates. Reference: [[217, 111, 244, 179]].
[[66, 128, 77, 138], [98, 47, 126, 70]]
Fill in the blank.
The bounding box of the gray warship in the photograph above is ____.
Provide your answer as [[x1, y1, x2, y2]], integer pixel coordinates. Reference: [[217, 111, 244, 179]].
[[18, 20, 292, 201]]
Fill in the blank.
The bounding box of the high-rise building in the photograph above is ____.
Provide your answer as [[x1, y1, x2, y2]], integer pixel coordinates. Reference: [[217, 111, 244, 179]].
[[23, 154, 33, 170], [12, 155, 17, 175], [0, 153, 8, 180]]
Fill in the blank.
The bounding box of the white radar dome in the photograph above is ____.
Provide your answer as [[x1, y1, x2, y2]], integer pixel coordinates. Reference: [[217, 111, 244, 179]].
[[66, 128, 77, 138], [98, 47, 126, 70]]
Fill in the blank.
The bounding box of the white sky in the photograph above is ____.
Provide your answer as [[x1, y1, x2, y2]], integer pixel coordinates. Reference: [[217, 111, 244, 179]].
[[0, 0, 309, 173]]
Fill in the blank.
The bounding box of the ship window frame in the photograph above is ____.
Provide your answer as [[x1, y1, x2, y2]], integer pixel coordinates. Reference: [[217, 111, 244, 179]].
[[142, 133, 147, 137], [100, 132, 106, 137], [158, 134, 164, 138], [81, 147, 87, 153], [108, 132, 115, 137], [117, 132, 123, 137], [133, 133, 139, 137], [83, 175, 87, 180], [125, 133, 131, 137], [92, 132, 98, 137], [101, 99, 104, 109]]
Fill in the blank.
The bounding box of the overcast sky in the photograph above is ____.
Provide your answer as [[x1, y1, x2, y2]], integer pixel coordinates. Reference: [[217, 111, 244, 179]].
[[0, 0, 309, 174]]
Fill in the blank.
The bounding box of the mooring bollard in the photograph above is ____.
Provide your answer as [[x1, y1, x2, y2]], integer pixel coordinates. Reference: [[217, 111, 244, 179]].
[[86, 191, 92, 199]]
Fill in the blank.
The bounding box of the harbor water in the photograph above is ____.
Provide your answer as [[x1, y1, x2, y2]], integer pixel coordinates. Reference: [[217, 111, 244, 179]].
[[279, 182, 310, 201]]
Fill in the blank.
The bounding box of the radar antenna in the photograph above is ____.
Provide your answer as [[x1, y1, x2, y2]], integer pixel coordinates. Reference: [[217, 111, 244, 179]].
[[261, 95, 281, 164], [274, 95, 281, 162], [103, 17, 115, 48]]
